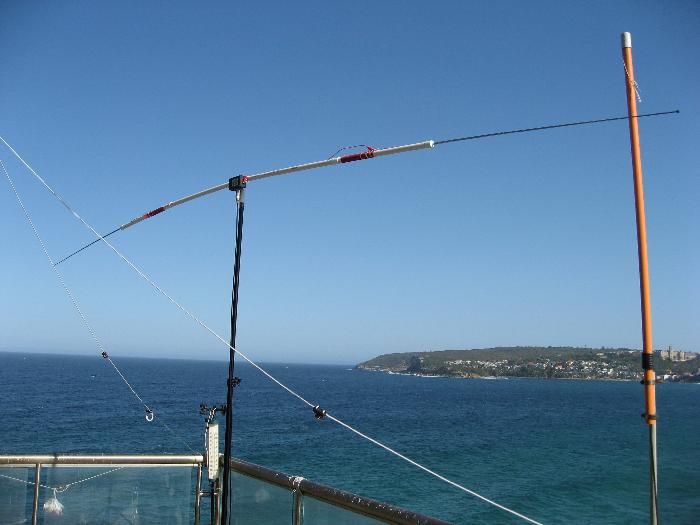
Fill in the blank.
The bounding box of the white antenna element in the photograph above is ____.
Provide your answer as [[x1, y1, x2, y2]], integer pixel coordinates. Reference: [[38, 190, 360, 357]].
[[207, 422, 220, 481]]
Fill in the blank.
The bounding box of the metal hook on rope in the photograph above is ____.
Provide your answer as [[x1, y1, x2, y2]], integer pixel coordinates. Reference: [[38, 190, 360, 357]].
[[145, 408, 154, 422]]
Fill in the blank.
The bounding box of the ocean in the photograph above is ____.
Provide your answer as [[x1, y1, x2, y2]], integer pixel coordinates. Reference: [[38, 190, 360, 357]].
[[0, 352, 698, 524]]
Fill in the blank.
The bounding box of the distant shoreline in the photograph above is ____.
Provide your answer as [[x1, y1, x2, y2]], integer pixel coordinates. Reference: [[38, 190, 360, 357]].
[[357, 367, 640, 382], [356, 346, 700, 383]]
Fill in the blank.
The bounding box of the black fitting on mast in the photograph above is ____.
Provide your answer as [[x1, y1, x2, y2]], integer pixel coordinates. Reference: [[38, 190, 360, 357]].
[[228, 175, 247, 192]]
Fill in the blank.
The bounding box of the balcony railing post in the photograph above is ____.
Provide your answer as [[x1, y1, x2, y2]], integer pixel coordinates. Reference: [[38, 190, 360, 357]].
[[292, 489, 302, 525], [31, 463, 41, 525], [213, 479, 221, 525], [194, 463, 202, 525]]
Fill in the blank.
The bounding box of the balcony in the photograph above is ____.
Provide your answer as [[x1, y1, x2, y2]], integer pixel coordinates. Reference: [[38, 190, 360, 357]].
[[0, 455, 451, 524]]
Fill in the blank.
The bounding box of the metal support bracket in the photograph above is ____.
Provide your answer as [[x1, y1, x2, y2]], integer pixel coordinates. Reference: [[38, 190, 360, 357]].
[[200, 403, 227, 418], [229, 175, 248, 191]]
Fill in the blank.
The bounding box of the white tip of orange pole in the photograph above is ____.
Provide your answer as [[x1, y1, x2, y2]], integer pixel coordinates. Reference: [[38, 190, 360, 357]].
[[621, 32, 632, 48]]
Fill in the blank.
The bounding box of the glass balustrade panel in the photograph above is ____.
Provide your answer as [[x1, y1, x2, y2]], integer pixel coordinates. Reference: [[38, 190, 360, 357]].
[[0, 466, 34, 524], [230, 471, 293, 525], [301, 496, 387, 525], [36, 465, 196, 524]]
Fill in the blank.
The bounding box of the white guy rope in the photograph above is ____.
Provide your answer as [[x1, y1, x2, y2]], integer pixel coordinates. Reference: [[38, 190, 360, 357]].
[[0, 468, 124, 493], [1, 139, 543, 524], [1, 159, 196, 454], [326, 414, 544, 525], [103, 356, 151, 411], [0, 137, 315, 410]]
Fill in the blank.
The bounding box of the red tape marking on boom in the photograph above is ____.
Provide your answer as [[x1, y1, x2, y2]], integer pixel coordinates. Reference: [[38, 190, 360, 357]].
[[340, 146, 375, 163], [143, 206, 166, 219]]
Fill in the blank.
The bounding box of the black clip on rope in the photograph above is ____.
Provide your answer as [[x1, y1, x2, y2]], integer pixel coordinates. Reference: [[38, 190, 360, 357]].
[[313, 405, 327, 420]]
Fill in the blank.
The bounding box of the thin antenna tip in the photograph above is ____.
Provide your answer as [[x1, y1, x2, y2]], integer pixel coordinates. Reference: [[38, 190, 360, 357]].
[[621, 32, 632, 48]]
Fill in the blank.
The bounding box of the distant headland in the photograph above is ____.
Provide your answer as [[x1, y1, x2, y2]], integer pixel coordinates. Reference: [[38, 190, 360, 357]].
[[356, 346, 700, 383]]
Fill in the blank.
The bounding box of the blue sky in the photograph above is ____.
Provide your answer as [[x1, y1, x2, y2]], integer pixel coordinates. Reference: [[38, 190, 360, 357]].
[[1, 1, 697, 364]]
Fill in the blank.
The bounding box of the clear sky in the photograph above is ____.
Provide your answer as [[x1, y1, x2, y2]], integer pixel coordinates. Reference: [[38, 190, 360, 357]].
[[1, 1, 697, 364]]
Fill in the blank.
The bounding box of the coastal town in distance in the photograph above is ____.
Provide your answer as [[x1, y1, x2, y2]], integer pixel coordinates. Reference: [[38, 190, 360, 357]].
[[357, 346, 700, 383]]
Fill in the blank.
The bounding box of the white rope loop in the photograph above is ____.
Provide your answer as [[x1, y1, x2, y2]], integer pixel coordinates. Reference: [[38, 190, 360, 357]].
[[1, 140, 544, 524]]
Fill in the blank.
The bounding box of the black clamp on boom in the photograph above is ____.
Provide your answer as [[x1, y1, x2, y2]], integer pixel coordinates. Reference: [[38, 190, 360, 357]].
[[228, 377, 241, 388], [312, 405, 327, 420], [642, 353, 654, 370], [229, 175, 248, 192]]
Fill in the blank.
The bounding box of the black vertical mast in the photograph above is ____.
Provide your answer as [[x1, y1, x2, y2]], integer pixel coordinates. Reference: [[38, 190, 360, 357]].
[[221, 176, 246, 525]]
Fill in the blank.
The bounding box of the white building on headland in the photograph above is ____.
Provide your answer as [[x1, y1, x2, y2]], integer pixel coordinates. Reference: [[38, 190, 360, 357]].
[[659, 346, 697, 362]]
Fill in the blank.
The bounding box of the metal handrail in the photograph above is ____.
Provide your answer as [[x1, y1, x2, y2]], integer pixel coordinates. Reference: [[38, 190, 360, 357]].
[[0, 455, 453, 525], [0, 454, 203, 466], [229, 458, 452, 525]]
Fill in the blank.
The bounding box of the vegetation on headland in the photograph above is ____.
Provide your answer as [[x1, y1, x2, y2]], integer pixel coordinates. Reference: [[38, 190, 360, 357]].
[[356, 346, 700, 382]]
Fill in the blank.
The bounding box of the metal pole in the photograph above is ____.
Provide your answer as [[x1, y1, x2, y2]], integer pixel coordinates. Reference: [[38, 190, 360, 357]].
[[221, 187, 245, 525], [194, 463, 202, 525], [208, 480, 217, 525], [621, 31, 659, 525], [31, 463, 40, 525], [293, 489, 302, 525], [213, 480, 220, 525]]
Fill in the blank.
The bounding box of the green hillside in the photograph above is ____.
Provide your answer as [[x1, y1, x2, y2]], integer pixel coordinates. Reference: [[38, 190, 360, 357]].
[[357, 346, 700, 382], [358, 346, 613, 369]]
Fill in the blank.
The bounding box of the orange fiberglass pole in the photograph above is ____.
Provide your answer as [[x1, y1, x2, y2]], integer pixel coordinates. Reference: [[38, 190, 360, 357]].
[[621, 32, 659, 524]]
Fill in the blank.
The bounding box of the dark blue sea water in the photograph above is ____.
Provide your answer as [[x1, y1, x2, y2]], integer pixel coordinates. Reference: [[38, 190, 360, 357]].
[[0, 352, 698, 524]]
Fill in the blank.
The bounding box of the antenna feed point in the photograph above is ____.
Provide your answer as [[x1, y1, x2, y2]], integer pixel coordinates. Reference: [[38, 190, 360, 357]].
[[229, 175, 248, 192]]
